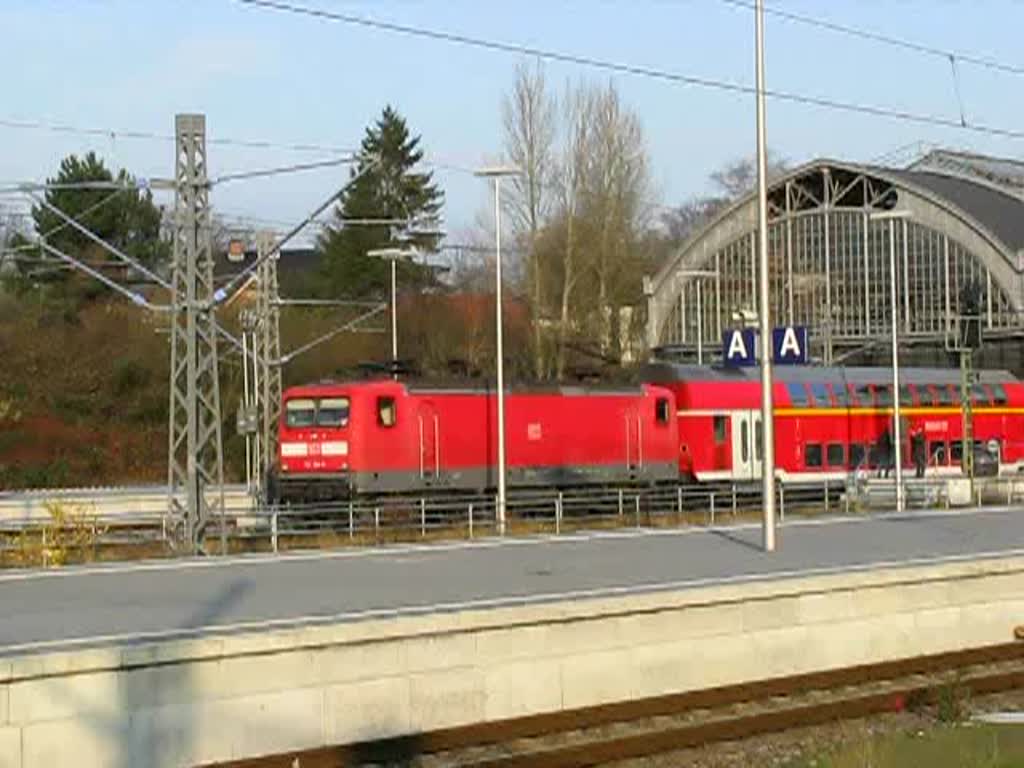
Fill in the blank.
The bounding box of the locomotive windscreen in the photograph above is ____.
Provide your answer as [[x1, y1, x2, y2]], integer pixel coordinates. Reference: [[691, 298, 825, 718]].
[[284, 397, 350, 428]]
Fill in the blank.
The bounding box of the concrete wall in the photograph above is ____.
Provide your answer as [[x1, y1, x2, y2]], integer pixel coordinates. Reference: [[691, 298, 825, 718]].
[[3, 555, 1024, 767]]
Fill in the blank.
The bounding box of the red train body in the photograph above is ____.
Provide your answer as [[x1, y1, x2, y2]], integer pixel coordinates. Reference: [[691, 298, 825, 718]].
[[271, 380, 678, 501], [272, 364, 1024, 501], [643, 364, 1024, 484]]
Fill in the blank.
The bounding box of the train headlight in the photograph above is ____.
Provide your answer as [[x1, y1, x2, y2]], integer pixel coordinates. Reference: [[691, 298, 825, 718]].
[[320, 441, 349, 456], [280, 442, 309, 457]]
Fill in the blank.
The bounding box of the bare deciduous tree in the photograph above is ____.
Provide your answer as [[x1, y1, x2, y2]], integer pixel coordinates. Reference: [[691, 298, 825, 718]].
[[582, 82, 654, 358], [553, 83, 595, 379], [710, 151, 788, 199], [503, 61, 557, 378]]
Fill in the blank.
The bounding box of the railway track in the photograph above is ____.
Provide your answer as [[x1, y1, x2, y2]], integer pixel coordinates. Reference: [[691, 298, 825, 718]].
[[207, 642, 1024, 768]]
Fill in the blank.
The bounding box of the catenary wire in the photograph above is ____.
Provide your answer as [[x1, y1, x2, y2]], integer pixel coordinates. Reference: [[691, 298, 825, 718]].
[[232, 0, 1024, 141], [716, 0, 1024, 77]]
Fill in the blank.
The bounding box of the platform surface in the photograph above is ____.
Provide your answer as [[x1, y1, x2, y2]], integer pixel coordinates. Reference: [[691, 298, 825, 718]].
[[2, 507, 1023, 655]]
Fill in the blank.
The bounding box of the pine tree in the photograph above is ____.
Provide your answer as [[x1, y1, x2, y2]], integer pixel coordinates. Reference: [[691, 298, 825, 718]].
[[315, 106, 444, 298], [14, 152, 169, 302]]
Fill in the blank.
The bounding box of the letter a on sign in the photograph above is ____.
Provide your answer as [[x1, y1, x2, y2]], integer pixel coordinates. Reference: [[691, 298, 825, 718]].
[[727, 331, 748, 360], [722, 329, 757, 366], [771, 325, 808, 365]]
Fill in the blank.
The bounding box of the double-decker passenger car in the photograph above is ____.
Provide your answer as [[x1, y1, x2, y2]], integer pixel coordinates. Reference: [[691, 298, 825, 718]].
[[269, 379, 678, 502], [642, 363, 1024, 484]]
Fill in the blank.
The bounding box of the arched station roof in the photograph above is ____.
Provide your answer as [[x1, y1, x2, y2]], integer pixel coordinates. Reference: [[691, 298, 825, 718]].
[[645, 157, 1024, 358]]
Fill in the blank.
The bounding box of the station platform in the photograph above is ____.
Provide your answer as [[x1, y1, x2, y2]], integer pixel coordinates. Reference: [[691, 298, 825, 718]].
[[2, 507, 1024, 767], [0, 506, 1022, 654]]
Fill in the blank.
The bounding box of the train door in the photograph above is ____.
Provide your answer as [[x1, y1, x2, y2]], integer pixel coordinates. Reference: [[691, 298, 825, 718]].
[[731, 410, 763, 482], [418, 401, 439, 481], [625, 407, 642, 473]]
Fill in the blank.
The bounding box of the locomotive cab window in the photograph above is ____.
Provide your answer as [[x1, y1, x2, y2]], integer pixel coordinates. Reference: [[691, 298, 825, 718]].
[[377, 396, 397, 428], [655, 398, 670, 425], [285, 398, 316, 428], [805, 443, 823, 468], [316, 397, 350, 427]]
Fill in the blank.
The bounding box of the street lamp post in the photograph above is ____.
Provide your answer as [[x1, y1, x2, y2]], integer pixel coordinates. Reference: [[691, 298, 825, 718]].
[[367, 247, 415, 373], [475, 164, 521, 536], [754, 0, 776, 552], [869, 209, 912, 512]]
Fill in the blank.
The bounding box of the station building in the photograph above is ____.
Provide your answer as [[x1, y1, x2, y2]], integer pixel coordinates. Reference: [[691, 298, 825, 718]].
[[645, 150, 1024, 372]]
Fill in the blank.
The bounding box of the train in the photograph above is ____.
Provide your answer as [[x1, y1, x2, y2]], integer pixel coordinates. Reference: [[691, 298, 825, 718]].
[[267, 364, 1024, 503], [268, 378, 678, 502]]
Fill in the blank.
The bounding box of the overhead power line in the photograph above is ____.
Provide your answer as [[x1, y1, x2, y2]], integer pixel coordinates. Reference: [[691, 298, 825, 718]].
[[234, 0, 1024, 142], [717, 0, 1024, 77], [0, 116, 354, 155]]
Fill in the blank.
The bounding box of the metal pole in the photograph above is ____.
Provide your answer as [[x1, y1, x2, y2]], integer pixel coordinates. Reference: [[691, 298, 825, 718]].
[[696, 280, 704, 365], [495, 177, 508, 536], [889, 219, 905, 512], [755, 0, 776, 552], [390, 256, 398, 363]]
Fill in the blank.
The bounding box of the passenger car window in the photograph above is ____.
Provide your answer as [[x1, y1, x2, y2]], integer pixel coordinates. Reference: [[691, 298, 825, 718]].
[[285, 398, 316, 428], [876, 386, 893, 407], [377, 396, 397, 428], [846, 384, 861, 407], [971, 384, 990, 406], [810, 383, 831, 407], [848, 443, 865, 468], [899, 385, 913, 407], [826, 443, 844, 467], [856, 385, 875, 407], [831, 384, 849, 408], [805, 443, 823, 468], [787, 383, 810, 407]]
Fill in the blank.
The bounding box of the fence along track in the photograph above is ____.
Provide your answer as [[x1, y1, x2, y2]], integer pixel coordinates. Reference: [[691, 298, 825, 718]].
[[2, 475, 1024, 565], [205, 642, 1024, 768]]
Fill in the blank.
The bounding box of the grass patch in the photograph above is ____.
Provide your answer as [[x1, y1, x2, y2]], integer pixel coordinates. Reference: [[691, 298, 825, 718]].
[[790, 724, 1024, 768]]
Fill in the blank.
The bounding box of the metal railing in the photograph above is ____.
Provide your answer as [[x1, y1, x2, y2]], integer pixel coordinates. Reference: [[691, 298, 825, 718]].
[[3, 474, 1024, 565]]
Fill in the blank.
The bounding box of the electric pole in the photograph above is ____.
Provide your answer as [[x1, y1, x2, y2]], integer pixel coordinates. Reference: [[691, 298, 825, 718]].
[[167, 114, 226, 553]]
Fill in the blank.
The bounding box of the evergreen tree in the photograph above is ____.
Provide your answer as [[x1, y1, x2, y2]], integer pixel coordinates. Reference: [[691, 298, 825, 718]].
[[15, 152, 169, 301], [315, 106, 444, 298]]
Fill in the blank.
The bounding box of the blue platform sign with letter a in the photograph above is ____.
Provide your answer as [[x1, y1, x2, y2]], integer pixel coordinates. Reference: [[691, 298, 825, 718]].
[[772, 325, 808, 365], [722, 328, 757, 367]]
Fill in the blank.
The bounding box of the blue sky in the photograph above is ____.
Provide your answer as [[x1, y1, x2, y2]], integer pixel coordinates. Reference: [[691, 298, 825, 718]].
[[3, 0, 1024, 242]]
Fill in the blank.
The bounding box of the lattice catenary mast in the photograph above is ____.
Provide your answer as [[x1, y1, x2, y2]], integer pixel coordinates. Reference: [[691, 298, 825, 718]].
[[167, 114, 225, 551]]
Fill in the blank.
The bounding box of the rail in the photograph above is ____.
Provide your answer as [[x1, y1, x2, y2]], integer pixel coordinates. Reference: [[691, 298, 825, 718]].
[[204, 641, 1024, 768], [2, 474, 1024, 566]]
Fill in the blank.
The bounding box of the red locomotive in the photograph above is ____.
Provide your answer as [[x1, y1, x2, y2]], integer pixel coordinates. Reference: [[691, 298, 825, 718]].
[[643, 363, 1024, 484], [269, 379, 678, 502]]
